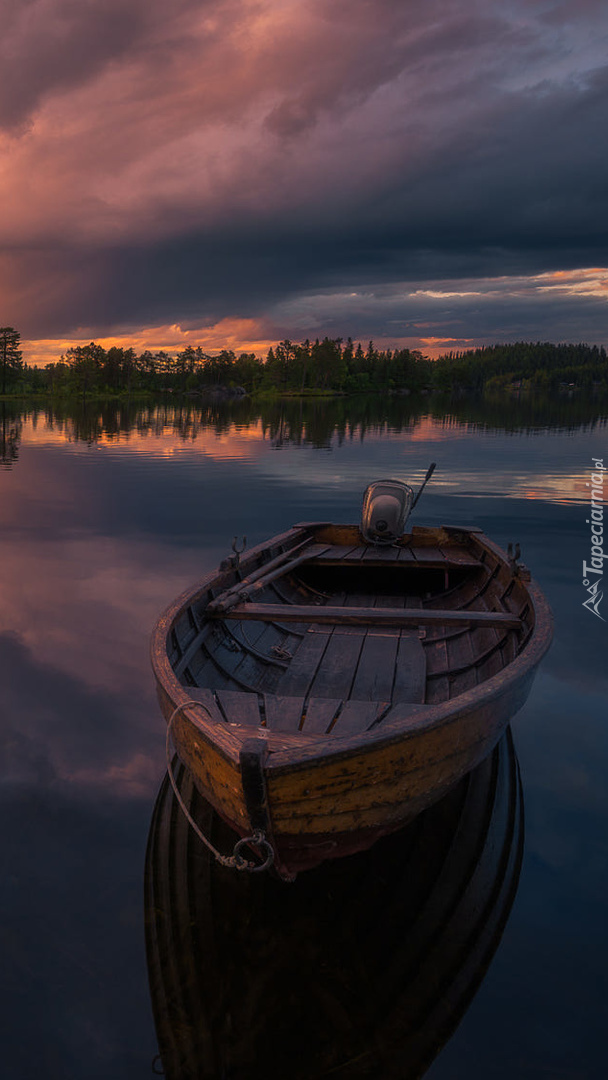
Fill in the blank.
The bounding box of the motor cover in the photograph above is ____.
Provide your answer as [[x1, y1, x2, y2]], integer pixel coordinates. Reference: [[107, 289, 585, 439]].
[[361, 480, 414, 544]]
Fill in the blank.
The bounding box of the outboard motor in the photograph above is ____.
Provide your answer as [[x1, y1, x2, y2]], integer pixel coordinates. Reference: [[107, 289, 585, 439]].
[[361, 480, 414, 544]]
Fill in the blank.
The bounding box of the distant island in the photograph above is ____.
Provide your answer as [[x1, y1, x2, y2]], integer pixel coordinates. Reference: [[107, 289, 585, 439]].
[[1, 327, 607, 399]]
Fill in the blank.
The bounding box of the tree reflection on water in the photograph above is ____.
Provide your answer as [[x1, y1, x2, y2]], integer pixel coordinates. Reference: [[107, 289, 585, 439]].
[[0, 402, 23, 468], [4, 390, 607, 458]]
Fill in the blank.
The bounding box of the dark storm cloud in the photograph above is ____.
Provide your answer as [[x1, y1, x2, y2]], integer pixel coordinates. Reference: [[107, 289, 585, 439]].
[[0, 0, 607, 345], [261, 270, 608, 351]]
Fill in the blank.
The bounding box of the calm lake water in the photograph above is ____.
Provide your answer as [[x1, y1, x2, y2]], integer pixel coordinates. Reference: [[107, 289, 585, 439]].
[[1, 393, 607, 1079]]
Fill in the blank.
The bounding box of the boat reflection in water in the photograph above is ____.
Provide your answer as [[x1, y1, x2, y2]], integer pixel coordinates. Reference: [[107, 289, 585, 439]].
[[145, 728, 523, 1079]]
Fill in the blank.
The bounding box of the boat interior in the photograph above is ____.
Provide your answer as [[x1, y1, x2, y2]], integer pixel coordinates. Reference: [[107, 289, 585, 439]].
[[166, 530, 535, 740]]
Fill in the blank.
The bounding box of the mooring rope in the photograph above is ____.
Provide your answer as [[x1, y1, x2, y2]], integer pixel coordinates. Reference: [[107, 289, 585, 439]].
[[165, 700, 274, 872]]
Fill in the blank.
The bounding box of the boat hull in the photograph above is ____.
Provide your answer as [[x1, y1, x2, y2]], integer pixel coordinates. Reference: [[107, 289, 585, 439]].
[[160, 662, 534, 876], [151, 522, 552, 878]]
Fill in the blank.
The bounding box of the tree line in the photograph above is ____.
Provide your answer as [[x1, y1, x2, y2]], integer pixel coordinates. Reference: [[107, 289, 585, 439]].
[[1, 327, 606, 397], [1, 333, 433, 396], [432, 341, 608, 392]]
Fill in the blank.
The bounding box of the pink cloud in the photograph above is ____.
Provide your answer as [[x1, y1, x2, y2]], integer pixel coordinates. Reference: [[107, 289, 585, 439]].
[[2, 0, 594, 245], [0, 1, 606, 342]]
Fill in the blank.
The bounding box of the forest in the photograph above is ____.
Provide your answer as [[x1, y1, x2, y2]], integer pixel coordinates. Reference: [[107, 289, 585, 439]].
[[1, 326, 607, 398]]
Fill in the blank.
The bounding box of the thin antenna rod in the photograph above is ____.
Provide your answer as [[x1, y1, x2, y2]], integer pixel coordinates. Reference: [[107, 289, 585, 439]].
[[411, 462, 436, 511]]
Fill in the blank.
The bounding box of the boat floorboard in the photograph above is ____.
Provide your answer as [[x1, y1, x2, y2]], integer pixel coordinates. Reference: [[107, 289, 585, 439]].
[[216, 688, 262, 727], [333, 699, 388, 736], [393, 633, 427, 704], [182, 687, 226, 725], [274, 631, 332, 697], [264, 694, 306, 733], [303, 698, 342, 734], [308, 632, 365, 699], [350, 632, 400, 702]]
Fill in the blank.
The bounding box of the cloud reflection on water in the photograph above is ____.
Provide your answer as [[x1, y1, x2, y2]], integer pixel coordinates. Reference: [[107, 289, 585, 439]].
[[0, 397, 607, 1078]]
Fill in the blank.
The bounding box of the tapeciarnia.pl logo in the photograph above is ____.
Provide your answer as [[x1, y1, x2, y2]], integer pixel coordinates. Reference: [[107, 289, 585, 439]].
[[582, 457, 606, 621]]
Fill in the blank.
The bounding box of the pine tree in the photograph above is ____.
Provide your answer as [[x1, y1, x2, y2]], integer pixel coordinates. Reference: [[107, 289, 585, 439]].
[[0, 327, 23, 394]]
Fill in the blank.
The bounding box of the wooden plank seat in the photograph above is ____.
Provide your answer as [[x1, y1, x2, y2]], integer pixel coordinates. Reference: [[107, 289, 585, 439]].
[[308, 546, 484, 570], [213, 603, 523, 630]]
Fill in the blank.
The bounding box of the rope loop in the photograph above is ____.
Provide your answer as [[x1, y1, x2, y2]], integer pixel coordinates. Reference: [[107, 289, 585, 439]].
[[165, 700, 274, 873]]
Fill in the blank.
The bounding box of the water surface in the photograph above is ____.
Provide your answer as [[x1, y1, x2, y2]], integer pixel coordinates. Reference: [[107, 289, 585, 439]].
[[1, 395, 607, 1078]]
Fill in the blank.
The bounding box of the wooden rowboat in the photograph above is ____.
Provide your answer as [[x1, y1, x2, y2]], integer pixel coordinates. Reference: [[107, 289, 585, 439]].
[[145, 729, 524, 1079], [151, 489, 552, 879]]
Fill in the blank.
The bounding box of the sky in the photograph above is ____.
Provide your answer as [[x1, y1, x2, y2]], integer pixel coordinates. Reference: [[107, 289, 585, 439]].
[[1, 0, 607, 364]]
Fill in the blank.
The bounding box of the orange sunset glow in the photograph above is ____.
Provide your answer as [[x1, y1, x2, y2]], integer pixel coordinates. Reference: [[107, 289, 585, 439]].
[[14, 264, 607, 370], [21, 319, 278, 368]]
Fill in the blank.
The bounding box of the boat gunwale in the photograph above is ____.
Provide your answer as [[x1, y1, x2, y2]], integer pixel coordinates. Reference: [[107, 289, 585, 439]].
[[150, 524, 553, 773]]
